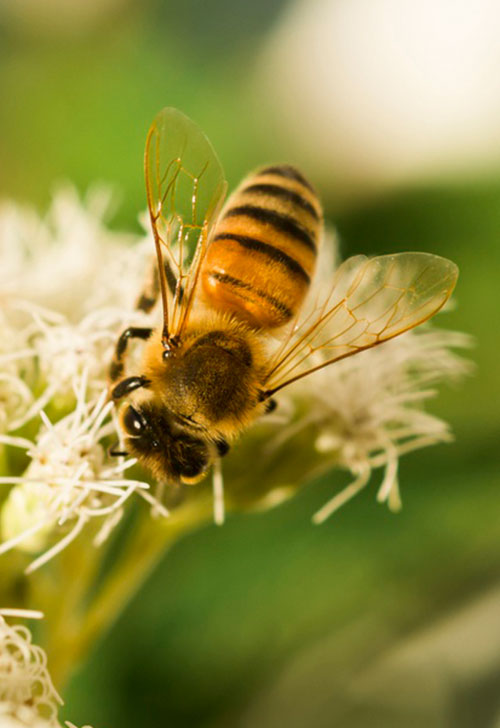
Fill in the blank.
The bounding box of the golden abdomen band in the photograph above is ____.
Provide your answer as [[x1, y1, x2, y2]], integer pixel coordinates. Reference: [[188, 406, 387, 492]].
[[201, 164, 322, 329]]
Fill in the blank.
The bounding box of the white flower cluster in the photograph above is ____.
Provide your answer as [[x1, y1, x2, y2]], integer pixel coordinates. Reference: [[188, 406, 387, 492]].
[[307, 326, 471, 522], [0, 187, 151, 434], [0, 188, 166, 571], [261, 320, 471, 524], [0, 610, 62, 728], [0, 609, 92, 728], [0, 380, 165, 572]]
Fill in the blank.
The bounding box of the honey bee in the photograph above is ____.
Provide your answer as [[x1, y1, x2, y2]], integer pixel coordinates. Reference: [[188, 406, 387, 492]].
[[109, 108, 458, 521]]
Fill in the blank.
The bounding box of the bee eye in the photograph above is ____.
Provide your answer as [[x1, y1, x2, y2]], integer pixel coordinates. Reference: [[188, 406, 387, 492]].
[[123, 406, 146, 435]]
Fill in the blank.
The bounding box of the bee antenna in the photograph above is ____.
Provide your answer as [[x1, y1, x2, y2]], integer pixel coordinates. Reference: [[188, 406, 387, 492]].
[[108, 443, 129, 457], [212, 458, 225, 526]]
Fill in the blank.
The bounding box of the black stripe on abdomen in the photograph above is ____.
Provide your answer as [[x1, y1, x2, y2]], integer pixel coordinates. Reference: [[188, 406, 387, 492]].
[[258, 165, 315, 192], [208, 271, 293, 319], [242, 183, 320, 221], [213, 233, 310, 283], [223, 205, 316, 252]]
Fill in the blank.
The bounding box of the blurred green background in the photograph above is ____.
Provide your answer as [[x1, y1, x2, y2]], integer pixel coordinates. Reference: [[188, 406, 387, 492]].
[[1, 1, 499, 726]]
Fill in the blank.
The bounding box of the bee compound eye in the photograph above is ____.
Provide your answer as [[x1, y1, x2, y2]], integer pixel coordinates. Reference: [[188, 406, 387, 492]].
[[123, 405, 146, 434]]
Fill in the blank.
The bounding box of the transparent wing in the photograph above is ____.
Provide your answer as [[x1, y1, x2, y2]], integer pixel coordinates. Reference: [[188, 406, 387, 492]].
[[145, 107, 227, 343], [264, 252, 459, 394]]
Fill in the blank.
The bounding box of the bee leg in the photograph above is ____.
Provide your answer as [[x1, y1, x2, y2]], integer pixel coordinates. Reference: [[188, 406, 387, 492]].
[[258, 390, 277, 413], [109, 327, 153, 382], [136, 261, 160, 312], [111, 375, 151, 401], [136, 259, 180, 312], [164, 261, 183, 302], [136, 274, 157, 313], [265, 398, 277, 414], [108, 443, 129, 457], [215, 438, 230, 457]]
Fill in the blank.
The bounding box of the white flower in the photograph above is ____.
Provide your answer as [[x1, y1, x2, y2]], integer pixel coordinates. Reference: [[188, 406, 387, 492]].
[[0, 187, 152, 434], [0, 189, 167, 570], [256, 321, 471, 524], [308, 326, 471, 522], [0, 612, 62, 728], [0, 376, 167, 573], [0, 307, 36, 435], [0, 186, 144, 320], [0, 609, 92, 728]]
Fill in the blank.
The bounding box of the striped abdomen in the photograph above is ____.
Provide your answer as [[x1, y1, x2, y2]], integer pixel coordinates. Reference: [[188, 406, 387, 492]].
[[201, 165, 322, 329]]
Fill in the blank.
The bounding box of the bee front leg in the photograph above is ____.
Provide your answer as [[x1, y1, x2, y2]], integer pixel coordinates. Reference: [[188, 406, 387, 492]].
[[109, 327, 153, 382], [111, 375, 151, 401]]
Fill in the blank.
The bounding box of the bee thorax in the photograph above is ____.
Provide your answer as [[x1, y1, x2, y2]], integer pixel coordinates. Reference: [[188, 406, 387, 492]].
[[160, 330, 260, 427]]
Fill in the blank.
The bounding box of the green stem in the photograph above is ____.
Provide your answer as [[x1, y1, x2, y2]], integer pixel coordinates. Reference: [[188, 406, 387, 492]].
[[46, 496, 212, 687], [31, 520, 105, 683]]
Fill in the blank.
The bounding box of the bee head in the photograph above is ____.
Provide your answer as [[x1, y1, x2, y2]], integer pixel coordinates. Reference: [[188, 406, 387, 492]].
[[120, 403, 211, 484]]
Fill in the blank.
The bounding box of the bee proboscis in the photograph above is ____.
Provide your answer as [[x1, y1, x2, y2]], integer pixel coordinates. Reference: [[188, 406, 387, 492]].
[[109, 108, 458, 523]]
